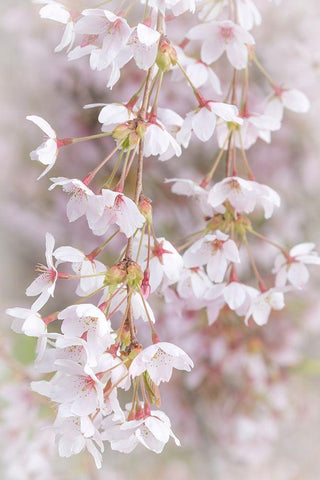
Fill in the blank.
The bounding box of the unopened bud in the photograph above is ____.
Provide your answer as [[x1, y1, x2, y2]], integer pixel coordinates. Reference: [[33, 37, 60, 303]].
[[139, 195, 152, 224], [126, 262, 144, 290], [156, 38, 177, 72], [104, 264, 127, 286]]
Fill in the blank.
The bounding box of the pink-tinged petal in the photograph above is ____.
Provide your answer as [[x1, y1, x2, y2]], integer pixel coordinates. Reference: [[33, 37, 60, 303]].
[[224, 282, 246, 310], [207, 67, 222, 94], [275, 266, 288, 287], [137, 23, 160, 46], [226, 41, 248, 69], [223, 239, 240, 263], [187, 23, 214, 40], [37, 159, 57, 180], [31, 290, 51, 312], [265, 98, 284, 121], [30, 138, 57, 166], [98, 104, 130, 126], [21, 313, 46, 336], [290, 242, 315, 257], [282, 89, 310, 113], [26, 115, 56, 137], [186, 63, 208, 88], [287, 263, 309, 287], [39, 4, 70, 24], [192, 107, 216, 142], [54, 246, 84, 263], [145, 417, 170, 443], [201, 37, 225, 64], [45, 232, 55, 267], [207, 252, 228, 282], [210, 102, 239, 122], [26, 275, 51, 297], [251, 302, 271, 326], [67, 193, 89, 222], [55, 22, 75, 52]]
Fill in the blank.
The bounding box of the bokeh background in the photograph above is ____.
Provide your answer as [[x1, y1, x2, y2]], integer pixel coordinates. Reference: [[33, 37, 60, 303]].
[[1, 0, 320, 478]]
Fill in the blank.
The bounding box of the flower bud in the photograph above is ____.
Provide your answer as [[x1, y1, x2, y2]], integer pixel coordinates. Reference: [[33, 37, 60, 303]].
[[156, 38, 177, 72], [139, 195, 152, 224], [126, 262, 144, 290], [104, 264, 127, 286]]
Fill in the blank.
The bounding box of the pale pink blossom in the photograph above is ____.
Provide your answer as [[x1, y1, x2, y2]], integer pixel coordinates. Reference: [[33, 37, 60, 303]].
[[6, 307, 46, 337], [266, 88, 310, 121], [37, 0, 76, 52], [49, 177, 95, 222], [183, 231, 240, 283], [25, 233, 58, 311], [273, 243, 320, 288], [187, 20, 255, 69], [129, 341, 193, 385], [207, 176, 280, 218], [102, 408, 180, 453], [87, 189, 145, 237], [177, 102, 241, 146], [244, 287, 286, 326], [128, 24, 160, 70], [143, 123, 182, 160], [26, 116, 59, 179]]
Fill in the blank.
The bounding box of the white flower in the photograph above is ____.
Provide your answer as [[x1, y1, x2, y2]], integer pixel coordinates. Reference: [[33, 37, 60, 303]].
[[129, 341, 193, 385], [58, 304, 114, 348], [132, 235, 183, 292], [187, 20, 255, 69], [53, 412, 104, 468], [166, 177, 215, 216], [217, 112, 280, 150], [53, 245, 106, 295], [244, 287, 286, 326], [38, 1, 76, 52], [236, 0, 261, 31], [128, 24, 160, 70], [207, 176, 280, 218], [183, 231, 240, 283], [6, 307, 46, 337], [75, 9, 131, 71], [102, 409, 180, 454], [266, 88, 310, 121], [49, 177, 95, 222], [177, 102, 241, 146], [143, 123, 182, 161], [273, 243, 320, 288], [25, 233, 58, 311], [186, 61, 222, 94], [87, 189, 145, 237], [26, 116, 59, 179]]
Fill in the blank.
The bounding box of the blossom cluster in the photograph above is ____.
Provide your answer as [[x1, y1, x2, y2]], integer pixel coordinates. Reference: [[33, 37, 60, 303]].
[[6, 0, 320, 470]]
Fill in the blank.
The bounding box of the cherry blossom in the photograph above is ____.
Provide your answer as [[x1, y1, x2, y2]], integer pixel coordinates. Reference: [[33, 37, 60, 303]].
[[87, 189, 145, 237], [37, 0, 76, 52], [49, 177, 95, 222], [6, 307, 46, 337], [244, 288, 286, 326], [266, 87, 310, 121], [177, 102, 241, 145], [53, 245, 106, 295], [102, 408, 180, 453], [187, 20, 255, 69], [128, 24, 161, 71], [183, 231, 240, 283], [26, 116, 59, 179], [25, 233, 59, 311], [143, 122, 182, 160], [207, 176, 280, 218], [273, 243, 320, 288], [129, 341, 193, 385]]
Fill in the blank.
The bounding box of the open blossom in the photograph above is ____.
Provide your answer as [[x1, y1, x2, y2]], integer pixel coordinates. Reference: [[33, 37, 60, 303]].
[[273, 243, 320, 288], [25, 233, 58, 311], [217, 112, 280, 150], [26, 116, 59, 179], [128, 24, 160, 70], [143, 122, 182, 161], [177, 102, 241, 146], [244, 288, 286, 326], [37, 0, 76, 52], [54, 245, 106, 295], [6, 307, 46, 337], [53, 412, 104, 468], [102, 408, 180, 453], [49, 177, 95, 222], [74, 9, 131, 71], [187, 20, 255, 69], [183, 231, 240, 283], [266, 88, 310, 121], [129, 342, 193, 385], [87, 189, 145, 237], [207, 176, 280, 218]]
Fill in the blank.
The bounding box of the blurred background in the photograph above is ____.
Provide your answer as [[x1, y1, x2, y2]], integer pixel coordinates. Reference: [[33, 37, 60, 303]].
[[1, 0, 320, 478]]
